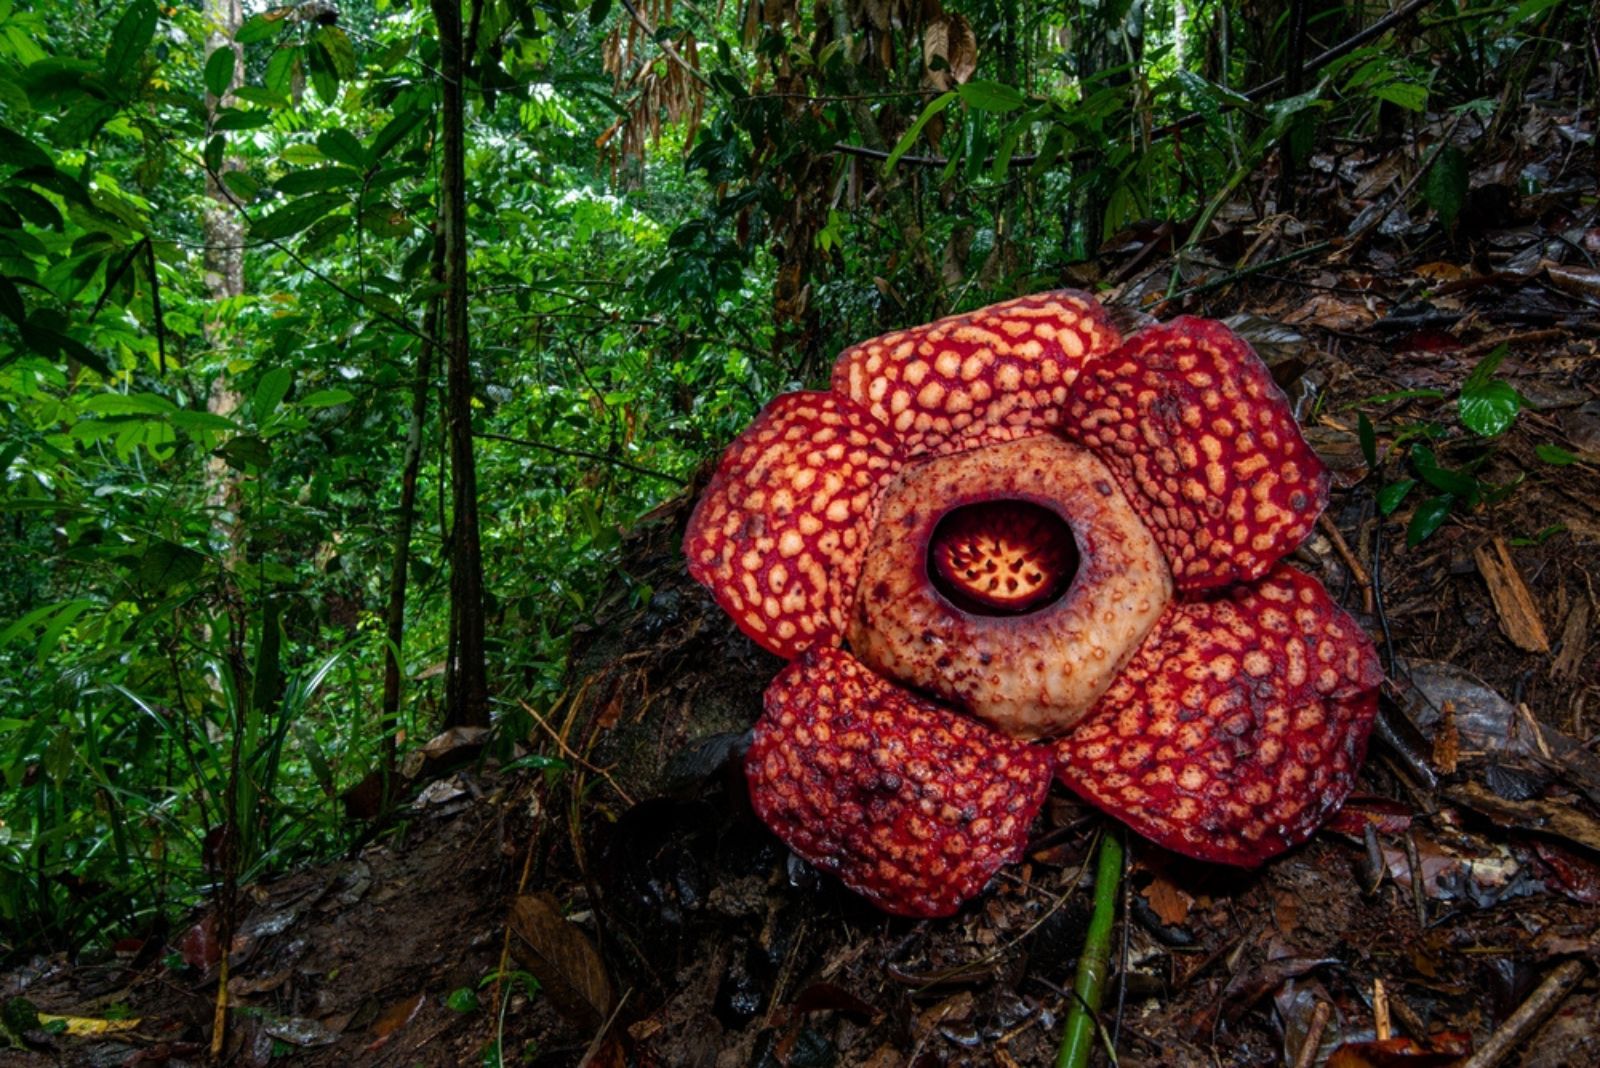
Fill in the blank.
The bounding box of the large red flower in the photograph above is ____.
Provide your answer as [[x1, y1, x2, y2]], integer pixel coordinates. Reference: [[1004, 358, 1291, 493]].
[[685, 292, 1383, 917]]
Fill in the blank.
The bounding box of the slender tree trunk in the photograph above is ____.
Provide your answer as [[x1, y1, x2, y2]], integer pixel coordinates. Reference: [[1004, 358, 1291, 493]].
[[432, 0, 490, 729], [202, 0, 244, 528], [199, 7, 246, 1055], [380, 233, 444, 766]]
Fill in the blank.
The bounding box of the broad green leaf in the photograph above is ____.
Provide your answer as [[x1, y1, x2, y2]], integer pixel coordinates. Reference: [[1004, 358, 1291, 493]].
[[298, 388, 354, 408], [204, 46, 236, 99], [883, 91, 955, 174], [1458, 378, 1521, 437], [253, 366, 293, 419], [314, 25, 357, 77], [264, 46, 300, 98], [371, 106, 428, 160], [0, 123, 53, 169], [250, 192, 347, 240], [237, 9, 293, 44], [958, 80, 1024, 113], [213, 107, 273, 132], [1377, 478, 1415, 515], [215, 434, 271, 472], [1406, 494, 1454, 545], [221, 170, 261, 201], [275, 167, 363, 196], [1535, 443, 1578, 465], [168, 409, 241, 432], [1423, 144, 1468, 231], [1358, 413, 1377, 470], [1410, 444, 1480, 502], [81, 392, 176, 416], [139, 540, 206, 592], [1373, 81, 1428, 112], [316, 128, 370, 170], [104, 0, 157, 81]]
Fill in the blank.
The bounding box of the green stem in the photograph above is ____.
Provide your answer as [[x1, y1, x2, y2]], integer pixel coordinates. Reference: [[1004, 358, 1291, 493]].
[[1056, 829, 1125, 1068]]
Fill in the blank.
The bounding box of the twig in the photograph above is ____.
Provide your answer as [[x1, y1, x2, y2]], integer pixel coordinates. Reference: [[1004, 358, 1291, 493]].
[[1319, 513, 1375, 614], [1373, 977, 1392, 1041], [518, 699, 636, 806], [1155, 241, 1332, 309], [1459, 960, 1588, 1068], [476, 430, 685, 486], [1055, 830, 1124, 1068], [1292, 999, 1332, 1068]]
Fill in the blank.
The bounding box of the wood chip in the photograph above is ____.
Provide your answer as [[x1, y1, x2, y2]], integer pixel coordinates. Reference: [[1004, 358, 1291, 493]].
[[1473, 537, 1550, 652], [1551, 598, 1590, 680]]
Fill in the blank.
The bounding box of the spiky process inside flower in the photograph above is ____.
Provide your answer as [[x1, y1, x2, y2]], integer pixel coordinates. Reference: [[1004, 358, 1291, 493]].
[[683, 290, 1383, 917]]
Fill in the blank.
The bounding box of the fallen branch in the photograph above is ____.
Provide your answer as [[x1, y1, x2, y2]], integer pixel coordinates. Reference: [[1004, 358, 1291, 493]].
[[1459, 960, 1587, 1068]]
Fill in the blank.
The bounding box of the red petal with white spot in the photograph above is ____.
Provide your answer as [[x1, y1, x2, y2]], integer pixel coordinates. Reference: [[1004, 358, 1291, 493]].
[[683, 391, 902, 659], [1054, 566, 1383, 867], [1061, 317, 1329, 590], [747, 647, 1053, 917], [830, 290, 1121, 459]]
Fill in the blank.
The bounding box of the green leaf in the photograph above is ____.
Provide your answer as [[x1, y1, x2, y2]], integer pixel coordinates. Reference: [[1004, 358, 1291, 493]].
[[298, 388, 354, 408], [221, 170, 261, 201], [1535, 443, 1578, 465], [237, 9, 293, 44], [1377, 478, 1415, 515], [316, 128, 371, 170], [250, 192, 348, 240], [275, 167, 363, 195], [139, 541, 206, 592], [883, 91, 955, 174], [1358, 413, 1377, 470], [215, 435, 271, 472], [1423, 144, 1468, 231], [1458, 378, 1521, 437], [81, 392, 176, 416], [264, 47, 300, 97], [213, 107, 273, 132], [446, 988, 479, 1014], [1406, 494, 1454, 546], [314, 25, 357, 77], [1373, 81, 1428, 112], [253, 366, 293, 420], [204, 46, 237, 99], [958, 80, 1024, 113], [370, 106, 428, 161], [105, 0, 157, 80], [1410, 444, 1480, 502]]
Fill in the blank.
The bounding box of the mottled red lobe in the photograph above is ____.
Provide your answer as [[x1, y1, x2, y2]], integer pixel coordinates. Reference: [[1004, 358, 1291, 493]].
[[1060, 317, 1330, 590], [682, 391, 902, 659], [746, 647, 1053, 917], [1054, 566, 1384, 867], [830, 290, 1121, 457]]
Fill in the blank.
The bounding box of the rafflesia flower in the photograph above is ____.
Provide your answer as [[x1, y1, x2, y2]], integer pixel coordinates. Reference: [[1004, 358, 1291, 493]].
[[684, 291, 1383, 917]]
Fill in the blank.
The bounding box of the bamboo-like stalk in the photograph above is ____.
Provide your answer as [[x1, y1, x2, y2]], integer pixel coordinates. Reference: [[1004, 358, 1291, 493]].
[[1055, 830, 1124, 1068]]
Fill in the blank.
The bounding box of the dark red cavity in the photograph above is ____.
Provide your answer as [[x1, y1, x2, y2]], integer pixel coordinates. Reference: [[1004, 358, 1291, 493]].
[[928, 500, 1078, 616]]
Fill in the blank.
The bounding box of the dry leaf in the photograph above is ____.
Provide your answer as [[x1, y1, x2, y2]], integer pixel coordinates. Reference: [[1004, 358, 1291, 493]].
[[922, 14, 976, 92], [509, 893, 615, 1029], [1142, 874, 1194, 927]]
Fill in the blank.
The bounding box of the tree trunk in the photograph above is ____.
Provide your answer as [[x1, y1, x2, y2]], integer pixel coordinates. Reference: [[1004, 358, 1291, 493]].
[[380, 233, 444, 766], [432, 0, 490, 729], [202, 0, 244, 524]]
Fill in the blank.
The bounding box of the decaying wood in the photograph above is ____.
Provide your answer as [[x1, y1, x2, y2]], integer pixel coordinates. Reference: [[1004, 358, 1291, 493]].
[[1446, 781, 1600, 853], [1473, 536, 1551, 653]]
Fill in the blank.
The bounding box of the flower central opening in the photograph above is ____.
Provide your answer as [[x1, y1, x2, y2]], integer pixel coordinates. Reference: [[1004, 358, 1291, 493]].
[[928, 500, 1078, 616]]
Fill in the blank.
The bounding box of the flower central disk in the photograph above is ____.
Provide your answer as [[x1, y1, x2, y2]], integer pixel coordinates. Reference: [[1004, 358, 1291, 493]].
[[849, 436, 1174, 741], [929, 501, 1078, 616]]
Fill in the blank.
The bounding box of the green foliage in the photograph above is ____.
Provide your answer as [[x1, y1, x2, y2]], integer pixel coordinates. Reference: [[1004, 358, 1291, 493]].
[[1361, 346, 1533, 547]]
